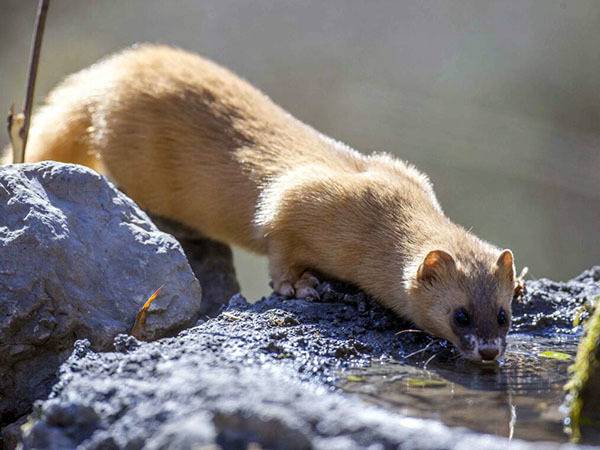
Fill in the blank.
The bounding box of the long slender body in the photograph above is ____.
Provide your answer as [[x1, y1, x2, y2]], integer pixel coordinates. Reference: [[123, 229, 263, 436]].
[[19, 44, 516, 361]]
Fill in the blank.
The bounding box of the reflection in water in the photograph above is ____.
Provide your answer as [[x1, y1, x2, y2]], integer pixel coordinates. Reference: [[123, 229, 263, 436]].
[[339, 333, 594, 443], [508, 397, 516, 441]]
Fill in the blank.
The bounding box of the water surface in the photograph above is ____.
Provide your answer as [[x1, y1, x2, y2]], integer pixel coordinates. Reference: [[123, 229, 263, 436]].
[[339, 333, 594, 444]]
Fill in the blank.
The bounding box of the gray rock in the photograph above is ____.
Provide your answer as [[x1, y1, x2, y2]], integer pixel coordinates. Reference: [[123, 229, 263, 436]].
[[22, 339, 529, 450], [149, 216, 240, 318], [16, 270, 600, 449], [0, 162, 202, 425]]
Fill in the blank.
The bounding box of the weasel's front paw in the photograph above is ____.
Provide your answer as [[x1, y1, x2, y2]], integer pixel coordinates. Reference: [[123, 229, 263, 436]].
[[294, 271, 320, 300], [273, 280, 295, 298], [271, 271, 320, 300]]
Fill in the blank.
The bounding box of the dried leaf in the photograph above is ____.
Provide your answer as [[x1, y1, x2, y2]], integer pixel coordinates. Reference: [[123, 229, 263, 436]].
[[131, 285, 163, 340], [7, 108, 25, 164]]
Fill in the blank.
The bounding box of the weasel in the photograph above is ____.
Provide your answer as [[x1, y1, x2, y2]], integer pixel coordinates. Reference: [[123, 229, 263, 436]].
[[15, 44, 516, 361]]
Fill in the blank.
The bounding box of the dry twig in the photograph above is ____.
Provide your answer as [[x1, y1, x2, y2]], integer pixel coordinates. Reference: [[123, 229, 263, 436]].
[[7, 0, 50, 164]]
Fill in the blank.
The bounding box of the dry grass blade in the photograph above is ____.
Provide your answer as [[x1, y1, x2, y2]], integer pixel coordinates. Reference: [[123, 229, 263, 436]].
[[221, 311, 243, 321], [131, 285, 164, 340]]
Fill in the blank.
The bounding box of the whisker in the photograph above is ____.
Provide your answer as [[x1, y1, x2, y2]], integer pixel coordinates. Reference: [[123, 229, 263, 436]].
[[403, 339, 437, 359], [395, 329, 425, 336], [448, 353, 462, 361], [423, 352, 438, 369]]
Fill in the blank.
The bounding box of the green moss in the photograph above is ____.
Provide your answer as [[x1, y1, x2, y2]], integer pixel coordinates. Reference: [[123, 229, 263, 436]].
[[566, 296, 600, 442]]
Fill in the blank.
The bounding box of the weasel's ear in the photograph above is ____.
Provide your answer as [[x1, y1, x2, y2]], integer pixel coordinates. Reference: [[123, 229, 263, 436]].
[[417, 250, 456, 283], [495, 249, 515, 284]]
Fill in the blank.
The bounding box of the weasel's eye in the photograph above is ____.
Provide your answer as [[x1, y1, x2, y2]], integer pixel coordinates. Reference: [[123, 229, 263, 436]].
[[454, 308, 470, 327], [497, 308, 508, 326]]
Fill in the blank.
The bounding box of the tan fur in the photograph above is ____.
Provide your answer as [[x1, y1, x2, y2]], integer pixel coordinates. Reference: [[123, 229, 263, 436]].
[[20, 44, 515, 359]]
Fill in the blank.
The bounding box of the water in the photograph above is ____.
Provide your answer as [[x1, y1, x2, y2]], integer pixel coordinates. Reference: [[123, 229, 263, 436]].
[[339, 333, 593, 444]]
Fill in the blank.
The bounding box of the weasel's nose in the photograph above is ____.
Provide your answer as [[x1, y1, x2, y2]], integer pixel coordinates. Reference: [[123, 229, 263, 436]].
[[479, 347, 499, 361]]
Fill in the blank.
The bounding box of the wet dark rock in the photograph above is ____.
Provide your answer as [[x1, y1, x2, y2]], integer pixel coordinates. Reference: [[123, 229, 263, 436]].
[[1, 415, 28, 450], [512, 267, 600, 333], [15, 268, 600, 449], [0, 162, 202, 425]]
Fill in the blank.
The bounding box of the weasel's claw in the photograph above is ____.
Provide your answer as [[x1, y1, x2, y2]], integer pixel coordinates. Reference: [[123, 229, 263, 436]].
[[271, 271, 319, 300], [296, 286, 319, 300], [276, 281, 295, 298], [294, 272, 320, 300]]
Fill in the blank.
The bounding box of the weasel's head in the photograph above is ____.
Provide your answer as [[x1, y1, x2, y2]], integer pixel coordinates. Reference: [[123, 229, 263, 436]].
[[407, 248, 516, 362]]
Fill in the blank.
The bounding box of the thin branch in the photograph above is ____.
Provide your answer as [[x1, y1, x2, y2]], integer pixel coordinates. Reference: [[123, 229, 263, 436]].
[[7, 0, 50, 164], [21, 0, 50, 151]]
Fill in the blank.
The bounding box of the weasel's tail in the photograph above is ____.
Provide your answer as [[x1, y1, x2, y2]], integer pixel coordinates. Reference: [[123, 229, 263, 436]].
[[9, 70, 104, 172]]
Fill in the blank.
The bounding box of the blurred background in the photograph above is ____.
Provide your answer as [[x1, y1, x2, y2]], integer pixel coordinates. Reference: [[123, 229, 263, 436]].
[[1, 1, 598, 299]]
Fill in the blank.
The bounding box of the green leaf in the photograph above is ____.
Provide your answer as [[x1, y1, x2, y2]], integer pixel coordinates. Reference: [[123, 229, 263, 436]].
[[539, 351, 572, 361], [346, 375, 366, 383], [406, 377, 447, 388]]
